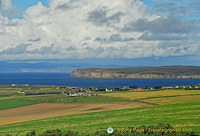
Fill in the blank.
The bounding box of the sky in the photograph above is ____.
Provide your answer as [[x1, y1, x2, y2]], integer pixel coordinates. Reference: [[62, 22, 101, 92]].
[[0, 0, 200, 72]]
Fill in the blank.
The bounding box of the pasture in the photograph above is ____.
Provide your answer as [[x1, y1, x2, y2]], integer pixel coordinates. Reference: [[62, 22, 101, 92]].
[[101, 89, 200, 104], [0, 101, 199, 135], [0, 85, 200, 135], [0, 102, 149, 126], [0, 99, 38, 110], [22, 94, 132, 103]]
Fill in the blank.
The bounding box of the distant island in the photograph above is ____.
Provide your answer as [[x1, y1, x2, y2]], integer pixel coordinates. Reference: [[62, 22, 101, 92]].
[[71, 66, 200, 79]]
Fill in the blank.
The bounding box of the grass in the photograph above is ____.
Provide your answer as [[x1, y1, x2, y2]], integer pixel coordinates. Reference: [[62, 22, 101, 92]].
[[22, 94, 132, 104], [0, 99, 39, 110], [143, 94, 200, 104], [0, 87, 199, 135], [0, 101, 199, 135], [101, 89, 200, 104], [0, 85, 63, 97]]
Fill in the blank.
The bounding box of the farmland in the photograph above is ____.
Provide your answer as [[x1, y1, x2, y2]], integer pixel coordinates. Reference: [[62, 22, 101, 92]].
[[0, 85, 200, 135], [100, 89, 200, 105], [0, 102, 149, 126], [0, 99, 38, 110], [21, 94, 132, 104], [0, 101, 199, 135]]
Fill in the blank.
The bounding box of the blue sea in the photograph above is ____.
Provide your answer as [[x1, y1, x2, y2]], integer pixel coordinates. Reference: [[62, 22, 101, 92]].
[[0, 73, 200, 87]]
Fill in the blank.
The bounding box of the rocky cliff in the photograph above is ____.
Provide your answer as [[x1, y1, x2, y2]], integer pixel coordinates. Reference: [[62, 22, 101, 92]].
[[71, 66, 200, 79]]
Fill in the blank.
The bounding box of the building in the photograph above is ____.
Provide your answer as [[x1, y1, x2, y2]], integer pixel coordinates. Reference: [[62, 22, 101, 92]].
[[17, 91, 25, 94]]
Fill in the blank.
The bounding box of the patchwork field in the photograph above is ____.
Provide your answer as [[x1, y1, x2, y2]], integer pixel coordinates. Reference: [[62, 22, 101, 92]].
[[0, 85, 200, 135], [0, 102, 149, 126], [0, 101, 199, 135]]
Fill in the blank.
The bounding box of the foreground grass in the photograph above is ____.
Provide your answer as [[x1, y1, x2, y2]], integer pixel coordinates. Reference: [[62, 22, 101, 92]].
[[0, 101, 199, 135], [0, 99, 39, 110]]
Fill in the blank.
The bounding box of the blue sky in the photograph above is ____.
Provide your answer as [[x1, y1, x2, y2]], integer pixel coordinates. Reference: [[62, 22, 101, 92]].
[[12, 0, 49, 10], [0, 0, 199, 72], [11, 0, 49, 18], [12, 0, 155, 15]]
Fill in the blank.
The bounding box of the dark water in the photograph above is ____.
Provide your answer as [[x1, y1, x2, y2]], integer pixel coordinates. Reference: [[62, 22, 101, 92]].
[[0, 73, 200, 87]]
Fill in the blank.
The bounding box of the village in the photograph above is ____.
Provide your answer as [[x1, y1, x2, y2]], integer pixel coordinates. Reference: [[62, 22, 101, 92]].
[[14, 83, 200, 97]]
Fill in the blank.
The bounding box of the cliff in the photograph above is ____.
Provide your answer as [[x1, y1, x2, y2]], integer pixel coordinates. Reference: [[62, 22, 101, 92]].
[[71, 66, 200, 79]]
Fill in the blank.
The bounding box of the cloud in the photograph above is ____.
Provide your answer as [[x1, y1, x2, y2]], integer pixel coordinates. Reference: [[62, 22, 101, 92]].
[[152, 0, 200, 22], [95, 34, 134, 43], [0, 0, 199, 60], [139, 32, 187, 41], [0, 0, 15, 17], [88, 9, 122, 26], [153, 1, 187, 17], [122, 17, 194, 34], [0, 44, 29, 54]]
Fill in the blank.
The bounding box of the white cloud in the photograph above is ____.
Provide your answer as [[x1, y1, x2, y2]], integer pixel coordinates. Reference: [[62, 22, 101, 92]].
[[0, 0, 199, 60], [0, 0, 16, 17]]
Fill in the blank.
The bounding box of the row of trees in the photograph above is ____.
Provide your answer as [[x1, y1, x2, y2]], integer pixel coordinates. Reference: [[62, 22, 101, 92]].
[[129, 85, 162, 89]]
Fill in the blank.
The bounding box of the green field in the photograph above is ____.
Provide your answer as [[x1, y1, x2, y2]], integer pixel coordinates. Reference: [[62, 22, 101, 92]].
[[0, 85, 200, 135], [0, 94, 132, 104], [0, 101, 199, 135], [0, 85, 62, 96], [0, 99, 39, 110], [22, 94, 132, 103]]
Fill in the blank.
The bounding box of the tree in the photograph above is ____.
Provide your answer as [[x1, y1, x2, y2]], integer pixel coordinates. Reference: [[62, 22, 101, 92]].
[[153, 86, 162, 89], [129, 85, 138, 89]]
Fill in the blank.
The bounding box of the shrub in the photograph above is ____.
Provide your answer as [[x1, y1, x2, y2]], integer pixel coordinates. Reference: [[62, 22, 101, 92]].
[[26, 130, 36, 136], [153, 86, 162, 89], [62, 130, 79, 136], [129, 86, 138, 89], [40, 129, 62, 136]]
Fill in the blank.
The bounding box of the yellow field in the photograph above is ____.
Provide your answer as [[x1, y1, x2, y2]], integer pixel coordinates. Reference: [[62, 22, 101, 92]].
[[143, 94, 200, 104], [101, 89, 200, 105]]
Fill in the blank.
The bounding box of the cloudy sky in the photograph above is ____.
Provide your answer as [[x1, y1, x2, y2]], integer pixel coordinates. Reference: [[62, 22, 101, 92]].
[[0, 0, 200, 71]]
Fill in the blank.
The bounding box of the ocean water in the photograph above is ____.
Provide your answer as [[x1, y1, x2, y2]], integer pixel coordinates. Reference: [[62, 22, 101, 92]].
[[0, 73, 200, 87]]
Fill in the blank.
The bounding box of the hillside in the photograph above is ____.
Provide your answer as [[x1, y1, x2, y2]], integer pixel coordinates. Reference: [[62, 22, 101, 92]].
[[71, 66, 200, 79]]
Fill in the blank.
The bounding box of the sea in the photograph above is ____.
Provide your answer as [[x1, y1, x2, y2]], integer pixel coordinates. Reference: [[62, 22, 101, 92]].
[[0, 73, 200, 87]]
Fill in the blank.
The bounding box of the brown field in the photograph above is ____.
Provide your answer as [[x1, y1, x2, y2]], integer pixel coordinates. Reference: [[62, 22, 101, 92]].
[[0, 102, 149, 125]]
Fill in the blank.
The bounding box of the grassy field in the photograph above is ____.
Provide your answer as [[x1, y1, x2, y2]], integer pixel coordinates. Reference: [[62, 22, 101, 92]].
[[22, 94, 132, 104], [0, 101, 199, 135], [0, 94, 132, 104], [101, 89, 200, 104], [0, 99, 39, 110], [0, 102, 149, 126], [143, 94, 200, 105], [0, 85, 200, 135], [0, 85, 62, 96]]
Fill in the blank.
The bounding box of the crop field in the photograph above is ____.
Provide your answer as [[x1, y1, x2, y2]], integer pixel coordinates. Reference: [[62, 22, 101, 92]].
[[0, 101, 199, 135], [101, 89, 200, 105], [22, 94, 132, 103], [0, 85, 62, 96], [0, 94, 132, 104], [0, 85, 200, 135], [0, 102, 149, 126], [0, 99, 38, 110], [143, 94, 200, 104]]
